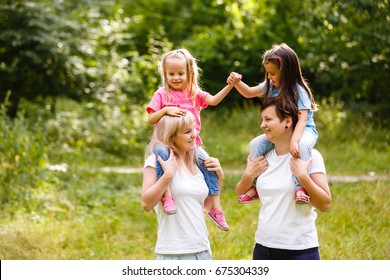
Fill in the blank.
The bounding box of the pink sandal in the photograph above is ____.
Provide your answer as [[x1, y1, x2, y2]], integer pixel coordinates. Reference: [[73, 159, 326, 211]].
[[295, 188, 310, 204], [208, 208, 229, 231], [237, 186, 259, 204], [161, 196, 177, 214]]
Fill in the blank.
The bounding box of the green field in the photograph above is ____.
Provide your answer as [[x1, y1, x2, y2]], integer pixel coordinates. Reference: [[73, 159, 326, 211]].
[[0, 100, 389, 259]]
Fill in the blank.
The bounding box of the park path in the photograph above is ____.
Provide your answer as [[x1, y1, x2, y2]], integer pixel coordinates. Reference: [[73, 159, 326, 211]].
[[100, 166, 388, 183]]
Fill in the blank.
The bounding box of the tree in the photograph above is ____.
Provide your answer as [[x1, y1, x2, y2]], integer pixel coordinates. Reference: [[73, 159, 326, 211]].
[[0, 0, 89, 117]]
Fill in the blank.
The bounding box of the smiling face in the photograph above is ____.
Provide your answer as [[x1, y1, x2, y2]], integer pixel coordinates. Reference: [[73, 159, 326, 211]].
[[172, 122, 197, 154], [264, 62, 281, 87], [164, 56, 188, 92], [260, 104, 289, 143]]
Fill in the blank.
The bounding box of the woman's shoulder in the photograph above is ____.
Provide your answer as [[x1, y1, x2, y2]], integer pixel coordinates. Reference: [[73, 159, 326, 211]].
[[144, 154, 157, 169], [312, 149, 323, 159], [311, 149, 326, 173]]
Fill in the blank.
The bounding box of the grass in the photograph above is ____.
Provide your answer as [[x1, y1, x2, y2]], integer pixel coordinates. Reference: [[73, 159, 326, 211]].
[[0, 99, 389, 260], [0, 171, 388, 260]]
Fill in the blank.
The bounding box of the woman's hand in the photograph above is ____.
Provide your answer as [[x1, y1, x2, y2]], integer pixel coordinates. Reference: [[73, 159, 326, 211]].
[[236, 155, 268, 195], [203, 157, 224, 181], [157, 149, 178, 178], [244, 155, 268, 179], [290, 157, 311, 178]]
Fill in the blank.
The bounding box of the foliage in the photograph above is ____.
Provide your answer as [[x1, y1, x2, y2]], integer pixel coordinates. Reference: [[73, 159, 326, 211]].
[[0, 94, 52, 212], [0, 0, 87, 117], [1, 0, 389, 123], [44, 98, 151, 166]]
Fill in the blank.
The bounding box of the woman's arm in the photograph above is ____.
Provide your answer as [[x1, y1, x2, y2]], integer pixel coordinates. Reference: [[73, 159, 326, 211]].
[[290, 157, 331, 212], [236, 155, 268, 195], [141, 150, 178, 211]]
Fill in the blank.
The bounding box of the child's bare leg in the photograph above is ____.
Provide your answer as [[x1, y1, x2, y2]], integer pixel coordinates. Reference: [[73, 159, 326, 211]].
[[162, 188, 171, 198], [237, 186, 259, 204], [207, 194, 229, 231], [208, 194, 221, 210], [245, 187, 257, 198]]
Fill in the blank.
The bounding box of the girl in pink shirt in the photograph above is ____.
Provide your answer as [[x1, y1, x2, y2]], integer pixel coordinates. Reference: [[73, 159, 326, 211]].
[[146, 49, 237, 231]]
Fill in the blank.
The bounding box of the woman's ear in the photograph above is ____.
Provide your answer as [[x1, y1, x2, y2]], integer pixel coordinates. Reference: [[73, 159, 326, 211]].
[[285, 116, 293, 128]]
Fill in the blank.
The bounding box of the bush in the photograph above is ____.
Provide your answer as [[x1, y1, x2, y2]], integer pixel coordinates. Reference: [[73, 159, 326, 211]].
[[0, 99, 55, 215]]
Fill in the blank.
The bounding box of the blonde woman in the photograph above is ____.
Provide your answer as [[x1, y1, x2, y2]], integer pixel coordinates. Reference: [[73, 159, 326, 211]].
[[141, 112, 224, 260]]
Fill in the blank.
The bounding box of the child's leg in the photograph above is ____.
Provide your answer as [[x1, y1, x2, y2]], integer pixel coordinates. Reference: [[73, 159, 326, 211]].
[[154, 146, 169, 179], [237, 186, 259, 204], [197, 146, 229, 231], [294, 128, 318, 204], [197, 147, 219, 197], [154, 146, 177, 214], [249, 134, 274, 161], [238, 134, 273, 203]]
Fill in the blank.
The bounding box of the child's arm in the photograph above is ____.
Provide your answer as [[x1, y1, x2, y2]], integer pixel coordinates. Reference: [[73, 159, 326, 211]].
[[148, 107, 187, 125], [228, 72, 265, 98], [290, 109, 308, 158], [204, 84, 234, 106]]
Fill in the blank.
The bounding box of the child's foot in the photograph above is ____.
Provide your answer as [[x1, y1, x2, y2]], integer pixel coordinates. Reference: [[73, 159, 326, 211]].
[[237, 186, 259, 204], [161, 196, 177, 214], [208, 208, 229, 231], [295, 188, 310, 204]]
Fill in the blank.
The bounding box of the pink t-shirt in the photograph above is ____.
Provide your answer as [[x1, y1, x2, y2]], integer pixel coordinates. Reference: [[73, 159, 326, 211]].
[[146, 87, 209, 145]]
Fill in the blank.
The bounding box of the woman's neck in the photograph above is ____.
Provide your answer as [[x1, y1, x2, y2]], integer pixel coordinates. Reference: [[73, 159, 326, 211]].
[[176, 151, 197, 175], [273, 136, 291, 156]]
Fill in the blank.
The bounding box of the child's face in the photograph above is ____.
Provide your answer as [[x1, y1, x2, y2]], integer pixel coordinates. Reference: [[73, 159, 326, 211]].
[[165, 57, 188, 92], [264, 62, 281, 87]]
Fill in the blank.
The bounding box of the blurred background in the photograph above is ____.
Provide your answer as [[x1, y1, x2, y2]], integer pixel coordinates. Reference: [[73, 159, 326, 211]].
[[0, 0, 389, 259]]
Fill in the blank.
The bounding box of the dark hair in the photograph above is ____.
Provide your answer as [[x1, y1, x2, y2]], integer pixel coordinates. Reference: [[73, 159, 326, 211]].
[[261, 97, 298, 128], [262, 43, 316, 112]]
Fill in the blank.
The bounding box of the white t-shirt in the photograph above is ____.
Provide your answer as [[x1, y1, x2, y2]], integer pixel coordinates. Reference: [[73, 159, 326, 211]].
[[144, 154, 211, 254], [255, 149, 326, 250]]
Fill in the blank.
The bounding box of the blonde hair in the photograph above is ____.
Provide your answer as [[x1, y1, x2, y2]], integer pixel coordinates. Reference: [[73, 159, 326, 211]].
[[158, 48, 202, 106], [145, 111, 198, 172]]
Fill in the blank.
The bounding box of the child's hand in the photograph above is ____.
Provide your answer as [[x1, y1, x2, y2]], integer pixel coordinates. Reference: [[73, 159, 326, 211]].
[[289, 141, 300, 158], [227, 72, 242, 85], [165, 106, 187, 117]]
